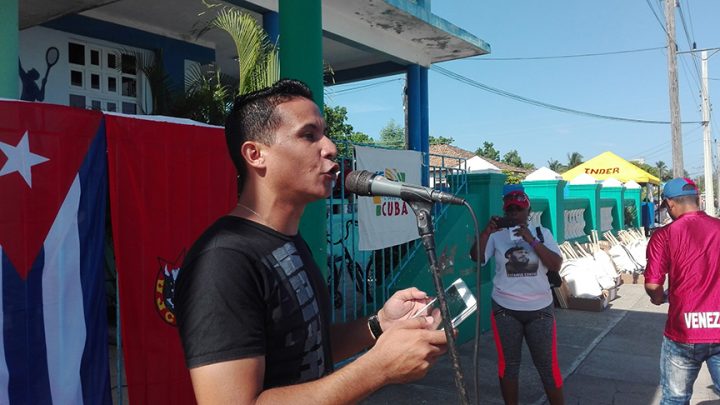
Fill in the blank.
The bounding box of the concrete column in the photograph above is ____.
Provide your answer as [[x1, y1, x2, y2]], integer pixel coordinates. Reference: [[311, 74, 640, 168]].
[[467, 172, 505, 334], [407, 64, 421, 151], [522, 180, 567, 242], [600, 186, 625, 232], [0, 0, 19, 99], [407, 64, 429, 185], [419, 66, 429, 186], [567, 183, 602, 234], [279, 0, 327, 272]]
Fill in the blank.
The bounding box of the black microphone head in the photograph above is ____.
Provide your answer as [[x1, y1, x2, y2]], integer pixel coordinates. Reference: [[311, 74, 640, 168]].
[[345, 170, 376, 196]]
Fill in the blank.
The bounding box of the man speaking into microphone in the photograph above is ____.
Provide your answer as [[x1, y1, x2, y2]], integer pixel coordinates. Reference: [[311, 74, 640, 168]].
[[175, 79, 448, 405]]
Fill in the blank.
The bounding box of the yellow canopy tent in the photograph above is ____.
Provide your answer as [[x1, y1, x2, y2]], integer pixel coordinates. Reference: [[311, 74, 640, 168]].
[[561, 151, 660, 185]]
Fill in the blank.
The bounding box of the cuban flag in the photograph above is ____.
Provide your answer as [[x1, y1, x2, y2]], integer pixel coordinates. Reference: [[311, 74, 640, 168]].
[[0, 101, 111, 404]]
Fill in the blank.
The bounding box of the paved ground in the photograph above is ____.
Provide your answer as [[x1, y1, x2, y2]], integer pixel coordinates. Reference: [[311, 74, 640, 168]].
[[363, 283, 720, 405], [110, 283, 720, 404]]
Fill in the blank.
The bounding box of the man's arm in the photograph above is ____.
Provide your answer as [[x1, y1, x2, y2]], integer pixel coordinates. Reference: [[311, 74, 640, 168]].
[[330, 317, 374, 361], [190, 318, 447, 405], [644, 228, 669, 306], [644, 283, 666, 305]]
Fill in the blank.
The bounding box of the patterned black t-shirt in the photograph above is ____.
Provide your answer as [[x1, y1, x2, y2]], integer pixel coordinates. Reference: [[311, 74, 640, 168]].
[[175, 216, 333, 388]]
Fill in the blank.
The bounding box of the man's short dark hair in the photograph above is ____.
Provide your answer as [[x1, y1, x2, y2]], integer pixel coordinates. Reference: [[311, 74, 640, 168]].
[[225, 79, 314, 191], [669, 194, 700, 206]]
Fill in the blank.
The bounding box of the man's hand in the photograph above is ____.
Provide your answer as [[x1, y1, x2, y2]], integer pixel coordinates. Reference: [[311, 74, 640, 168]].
[[377, 287, 437, 331], [364, 317, 448, 385]]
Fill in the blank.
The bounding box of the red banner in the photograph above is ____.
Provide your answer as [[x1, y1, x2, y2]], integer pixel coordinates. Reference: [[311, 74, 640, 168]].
[[106, 116, 236, 404]]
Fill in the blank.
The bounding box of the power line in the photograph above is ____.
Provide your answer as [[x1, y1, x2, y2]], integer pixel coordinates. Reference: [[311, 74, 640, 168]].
[[642, 126, 704, 160], [466, 47, 666, 61], [646, 0, 669, 35], [630, 124, 702, 159], [677, 2, 703, 92], [328, 78, 403, 96], [431, 65, 703, 125]]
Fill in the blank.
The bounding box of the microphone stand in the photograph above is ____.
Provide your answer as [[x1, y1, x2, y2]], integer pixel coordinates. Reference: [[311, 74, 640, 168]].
[[408, 200, 470, 405]]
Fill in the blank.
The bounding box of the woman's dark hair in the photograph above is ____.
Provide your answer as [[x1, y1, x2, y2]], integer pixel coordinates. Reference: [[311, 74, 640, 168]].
[[224, 79, 314, 192]]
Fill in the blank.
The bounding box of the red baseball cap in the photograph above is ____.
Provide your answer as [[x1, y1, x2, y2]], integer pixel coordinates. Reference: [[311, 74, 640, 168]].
[[503, 190, 530, 210]]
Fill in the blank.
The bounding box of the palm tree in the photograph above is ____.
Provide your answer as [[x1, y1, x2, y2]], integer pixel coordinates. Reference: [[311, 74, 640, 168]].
[[547, 158, 565, 172], [198, 5, 280, 96], [567, 152, 584, 169], [179, 64, 234, 125], [655, 161, 668, 181]]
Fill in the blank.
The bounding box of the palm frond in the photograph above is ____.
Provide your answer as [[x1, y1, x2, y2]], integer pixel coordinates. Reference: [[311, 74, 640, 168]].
[[196, 5, 280, 95], [212, 8, 268, 94]]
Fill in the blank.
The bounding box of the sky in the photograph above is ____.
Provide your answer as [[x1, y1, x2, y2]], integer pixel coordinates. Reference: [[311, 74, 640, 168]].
[[324, 0, 720, 176]]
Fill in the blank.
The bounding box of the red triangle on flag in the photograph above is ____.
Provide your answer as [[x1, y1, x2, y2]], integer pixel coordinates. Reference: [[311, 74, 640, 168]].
[[0, 101, 103, 279]]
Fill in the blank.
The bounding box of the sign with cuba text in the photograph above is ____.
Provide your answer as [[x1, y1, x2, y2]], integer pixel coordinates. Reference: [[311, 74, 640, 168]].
[[354, 145, 422, 251]]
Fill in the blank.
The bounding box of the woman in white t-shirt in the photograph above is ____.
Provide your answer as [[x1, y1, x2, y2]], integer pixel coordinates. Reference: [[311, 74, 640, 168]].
[[470, 190, 564, 405]]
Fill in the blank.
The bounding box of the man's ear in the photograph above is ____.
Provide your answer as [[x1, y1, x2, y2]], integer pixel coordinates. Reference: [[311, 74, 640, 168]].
[[241, 141, 266, 169]]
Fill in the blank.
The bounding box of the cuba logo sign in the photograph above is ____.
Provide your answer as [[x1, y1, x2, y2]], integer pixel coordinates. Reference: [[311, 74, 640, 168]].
[[374, 168, 410, 217]]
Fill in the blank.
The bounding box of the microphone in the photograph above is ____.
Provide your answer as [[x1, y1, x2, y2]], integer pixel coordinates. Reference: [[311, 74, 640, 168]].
[[345, 170, 466, 205]]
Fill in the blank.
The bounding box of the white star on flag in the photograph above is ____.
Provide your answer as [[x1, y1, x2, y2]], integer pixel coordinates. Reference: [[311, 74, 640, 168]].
[[0, 130, 50, 187]]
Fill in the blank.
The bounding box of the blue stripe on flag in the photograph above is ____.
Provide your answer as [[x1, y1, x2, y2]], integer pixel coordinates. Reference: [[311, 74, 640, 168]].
[[77, 121, 111, 404], [3, 249, 53, 404]]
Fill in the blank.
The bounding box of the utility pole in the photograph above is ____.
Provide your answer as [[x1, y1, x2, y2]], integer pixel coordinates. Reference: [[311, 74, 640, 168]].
[[701, 51, 715, 216], [666, 0, 684, 177]]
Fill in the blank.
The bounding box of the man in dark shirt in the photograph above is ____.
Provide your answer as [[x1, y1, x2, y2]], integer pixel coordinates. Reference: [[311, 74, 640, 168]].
[[175, 79, 447, 404]]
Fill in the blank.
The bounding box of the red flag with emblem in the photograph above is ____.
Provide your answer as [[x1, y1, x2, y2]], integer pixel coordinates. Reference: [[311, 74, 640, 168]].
[[106, 115, 236, 404]]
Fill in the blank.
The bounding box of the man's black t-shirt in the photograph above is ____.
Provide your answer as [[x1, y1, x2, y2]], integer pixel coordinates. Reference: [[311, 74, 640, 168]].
[[175, 216, 333, 388]]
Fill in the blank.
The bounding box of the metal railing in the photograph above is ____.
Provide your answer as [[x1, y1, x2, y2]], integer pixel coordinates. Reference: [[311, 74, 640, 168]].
[[326, 141, 467, 323]]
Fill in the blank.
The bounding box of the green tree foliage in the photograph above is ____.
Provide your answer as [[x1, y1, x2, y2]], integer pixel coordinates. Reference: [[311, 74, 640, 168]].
[[475, 141, 500, 161], [323, 105, 374, 156], [503, 170, 524, 184], [501, 150, 535, 170], [141, 5, 280, 124], [655, 161, 672, 181], [379, 119, 406, 148], [175, 64, 235, 125], [324, 105, 355, 138], [502, 150, 524, 168], [567, 152, 584, 169], [201, 5, 280, 96], [632, 161, 660, 179], [547, 158, 566, 173], [429, 135, 455, 145]]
